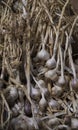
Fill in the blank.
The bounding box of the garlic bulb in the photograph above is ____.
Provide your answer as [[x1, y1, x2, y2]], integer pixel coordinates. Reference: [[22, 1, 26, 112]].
[[30, 86, 41, 101], [37, 47, 50, 61], [9, 115, 38, 130], [24, 99, 32, 117], [71, 118, 78, 129], [46, 56, 56, 69], [52, 84, 63, 97], [47, 118, 60, 128], [37, 79, 46, 87], [4, 86, 18, 107], [57, 76, 66, 87], [48, 99, 60, 109], [45, 69, 58, 82], [70, 78, 78, 91], [39, 93, 47, 111], [9, 116, 28, 130]]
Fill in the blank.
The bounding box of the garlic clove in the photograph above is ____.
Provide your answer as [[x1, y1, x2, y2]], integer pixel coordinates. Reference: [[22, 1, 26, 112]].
[[45, 69, 58, 82], [46, 57, 56, 69], [52, 85, 63, 97], [37, 48, 50, 61]]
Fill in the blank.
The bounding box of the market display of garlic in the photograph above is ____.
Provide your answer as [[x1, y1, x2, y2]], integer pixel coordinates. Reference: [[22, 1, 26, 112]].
[[0, 0, 78, 130]]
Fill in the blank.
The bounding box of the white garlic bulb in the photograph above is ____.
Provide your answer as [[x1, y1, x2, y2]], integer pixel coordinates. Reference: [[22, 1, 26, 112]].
[[37, 48, 50, 61], [39, 93, 47, 111], [37, 79, 46, 87], [48, 99, 60, 109], [57, 76, 66, 86], [47, 118, 60, 128], [30, 86, 41, 101], [46, 56, 56, 69], [71, 118, 78, 129], [45, 69, 58, 81], [52, 85, 63, 97], [4, 86, 18, 106]]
